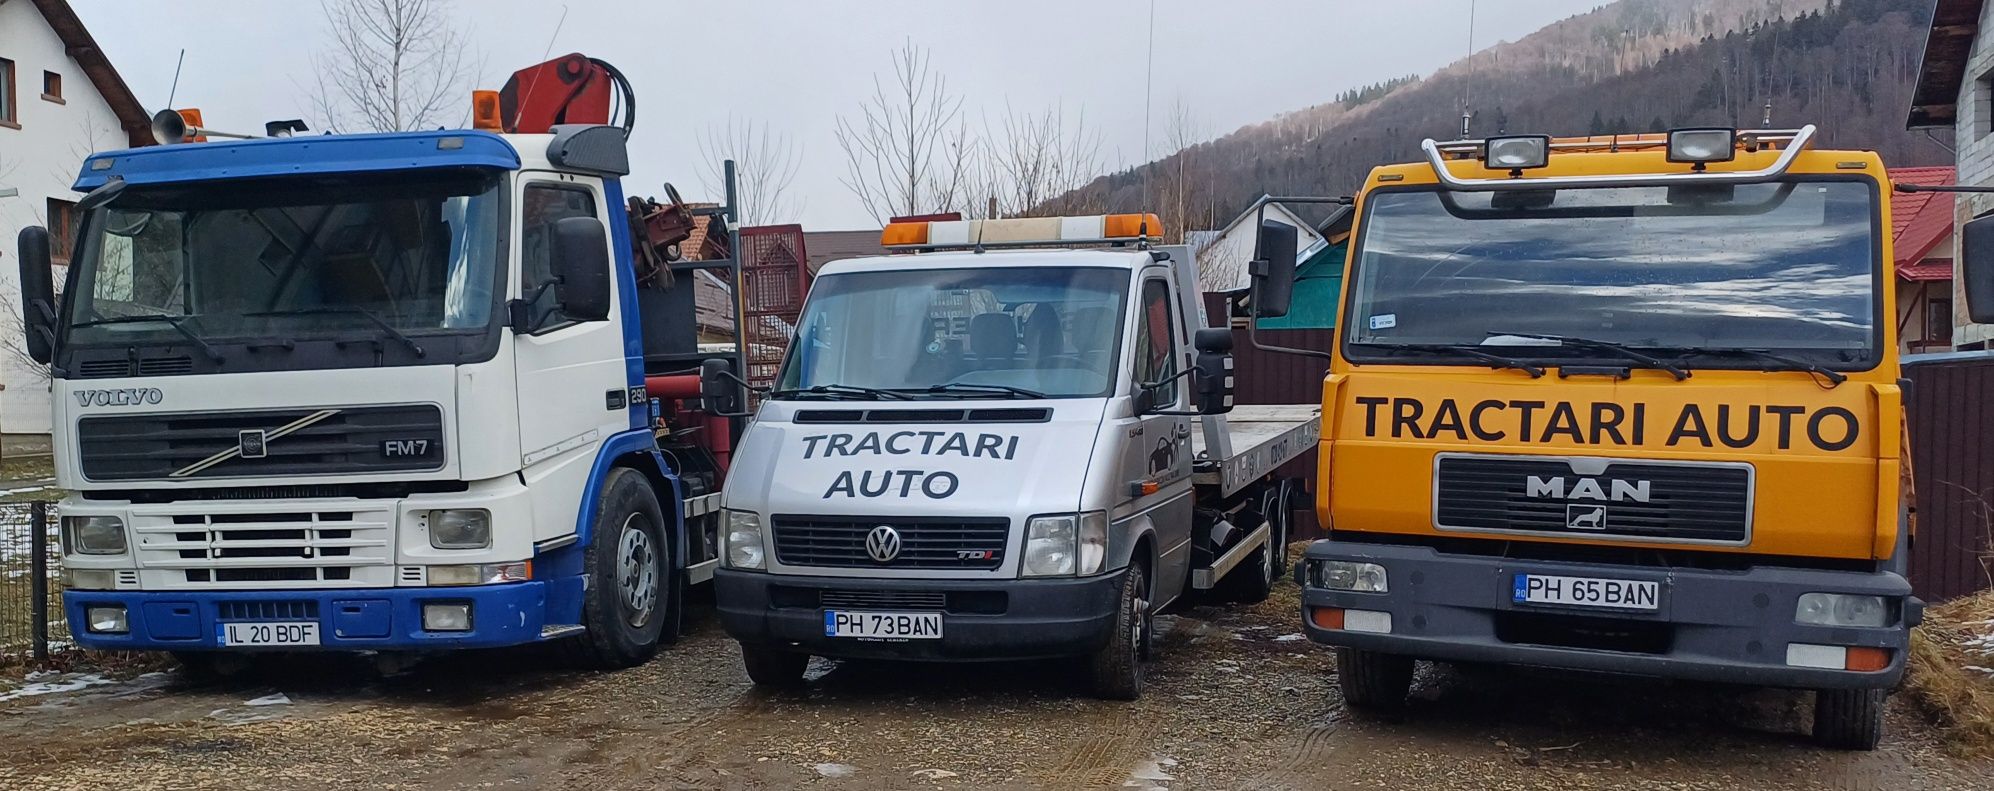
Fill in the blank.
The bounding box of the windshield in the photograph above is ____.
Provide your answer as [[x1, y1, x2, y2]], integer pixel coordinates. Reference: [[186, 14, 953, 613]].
[[63, 171, 503, 346], [1342, 179, 1880, 368], [775, 266, 1130, 399]]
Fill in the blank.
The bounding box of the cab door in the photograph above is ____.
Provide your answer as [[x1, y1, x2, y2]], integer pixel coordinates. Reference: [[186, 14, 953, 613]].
[[512, 174, 629, 541], [1118, 273, 1195, 604]]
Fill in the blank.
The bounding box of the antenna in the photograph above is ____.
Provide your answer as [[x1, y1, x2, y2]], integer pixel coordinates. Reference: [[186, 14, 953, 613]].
[[1460, 0, 1477, 138], [511, 4, 572, 130], [165, 48, 186, 109], [1762, 98, 1774, 128], [1141, 0, 1156, 211]]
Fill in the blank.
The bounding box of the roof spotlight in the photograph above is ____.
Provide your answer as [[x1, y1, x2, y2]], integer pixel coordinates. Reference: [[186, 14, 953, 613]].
[[1484, 135, 1551, 171]]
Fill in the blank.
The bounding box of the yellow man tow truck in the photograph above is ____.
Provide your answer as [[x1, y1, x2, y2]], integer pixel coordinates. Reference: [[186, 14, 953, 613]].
[[1253, 125, 1920, 749]]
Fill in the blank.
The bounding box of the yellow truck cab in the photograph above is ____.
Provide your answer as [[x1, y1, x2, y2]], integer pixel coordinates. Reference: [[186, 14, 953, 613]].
[[1276, 126, 1920, 750]]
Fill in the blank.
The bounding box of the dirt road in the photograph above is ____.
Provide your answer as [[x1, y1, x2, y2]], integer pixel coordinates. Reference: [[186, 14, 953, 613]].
[[1, 582, 1988, 790]]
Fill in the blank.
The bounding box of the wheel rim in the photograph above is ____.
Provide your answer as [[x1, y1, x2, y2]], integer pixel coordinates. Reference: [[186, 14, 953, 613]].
[[617, 514, 659, 628]]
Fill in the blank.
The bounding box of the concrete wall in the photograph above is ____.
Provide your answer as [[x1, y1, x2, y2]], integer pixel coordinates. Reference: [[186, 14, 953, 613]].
[[0, 0, 131, 435]]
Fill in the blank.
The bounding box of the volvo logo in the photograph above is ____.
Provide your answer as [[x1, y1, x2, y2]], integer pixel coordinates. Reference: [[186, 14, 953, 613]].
[[864, 525, 902, 563], [74, 388, 163, 407], [1526, 475, 1651, 503]]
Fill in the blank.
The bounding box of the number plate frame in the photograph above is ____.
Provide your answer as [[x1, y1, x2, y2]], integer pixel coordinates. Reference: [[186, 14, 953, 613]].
[[1511, 573, 1660, 612], [823, 610, 944, 640], [219, 621, 322, 647]]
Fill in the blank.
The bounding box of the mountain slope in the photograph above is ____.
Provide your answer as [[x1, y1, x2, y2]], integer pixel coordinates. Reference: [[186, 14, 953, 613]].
[[1075, 0, 1944, 233]]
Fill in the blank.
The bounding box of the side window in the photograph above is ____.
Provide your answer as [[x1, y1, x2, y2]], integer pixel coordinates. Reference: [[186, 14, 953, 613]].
[[520, 183, 601, 328], [1133, 279, 1178, 404]]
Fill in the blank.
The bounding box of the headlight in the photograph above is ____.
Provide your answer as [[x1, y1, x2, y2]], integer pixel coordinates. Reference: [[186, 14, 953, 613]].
[[62, 515, 127, 555], [1023, 513, 1106, 578], [429, 562, 530, 586], [1311, 560, 1388, 593], [723, 509, 766, 570], [1795, 593, 1889, 628], [428, 509, 492, 549], [1667, 127, 1737, 164]]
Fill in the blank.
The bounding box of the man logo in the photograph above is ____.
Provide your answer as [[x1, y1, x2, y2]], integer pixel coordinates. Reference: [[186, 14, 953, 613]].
[[865, 525, 902, 563], [1566, 504, 1608, 530], [1526, 475, 1651, 503]]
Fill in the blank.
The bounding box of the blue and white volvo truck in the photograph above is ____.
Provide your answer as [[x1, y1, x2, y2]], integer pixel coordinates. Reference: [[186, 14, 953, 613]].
[[16, 55, 745, 673]]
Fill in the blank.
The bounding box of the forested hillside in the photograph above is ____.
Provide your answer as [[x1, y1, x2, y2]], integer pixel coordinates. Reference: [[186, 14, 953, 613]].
[[1076, 0, 1946, 235]]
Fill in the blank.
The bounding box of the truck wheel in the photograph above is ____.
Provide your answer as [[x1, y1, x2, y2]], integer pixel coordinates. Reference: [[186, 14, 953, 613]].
[[740, 644, 809, 687], [1336, 647, 1413, 712], [1812, 688, 1885, 750], [566, 467, 671, 670], [1088, 563, 1151, 700]]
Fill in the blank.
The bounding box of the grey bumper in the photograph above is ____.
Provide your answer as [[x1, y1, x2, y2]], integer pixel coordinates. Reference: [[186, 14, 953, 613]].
[[1299, 539, 1922, 690]]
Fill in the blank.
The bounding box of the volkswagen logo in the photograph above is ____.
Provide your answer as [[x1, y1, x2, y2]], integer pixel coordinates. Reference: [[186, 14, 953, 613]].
[[864, 525, 902, 563]]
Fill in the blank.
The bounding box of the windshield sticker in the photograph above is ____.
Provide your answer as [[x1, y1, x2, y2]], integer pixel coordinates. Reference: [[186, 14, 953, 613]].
[[1352, 396, 1859, 452], [1368, 314, 1397, 331], [802, 431, 1022, 499]]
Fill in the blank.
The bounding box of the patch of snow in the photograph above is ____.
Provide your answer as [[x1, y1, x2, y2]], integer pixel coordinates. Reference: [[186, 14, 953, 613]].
[[0, 672, 113, 702], [245, 693, 292, 706], [814, 763, 857, 778], [1273, 633, 1306, 642], [910, 768, 958, 780]]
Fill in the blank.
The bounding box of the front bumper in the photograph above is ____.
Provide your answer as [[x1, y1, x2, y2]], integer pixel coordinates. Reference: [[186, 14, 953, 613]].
[[1300, 540, 1922, 690], [63, 582, 550, 651], [715, 568, 1126, 661]]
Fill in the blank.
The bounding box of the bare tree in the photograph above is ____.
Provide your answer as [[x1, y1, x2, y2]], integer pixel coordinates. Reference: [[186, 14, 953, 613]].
[[834, 41, 975, 224], [698, 117, 804, 226], [311, 0, 477, 133], [976, 103, 1102, 219], [1155, 98, 1214, 242]]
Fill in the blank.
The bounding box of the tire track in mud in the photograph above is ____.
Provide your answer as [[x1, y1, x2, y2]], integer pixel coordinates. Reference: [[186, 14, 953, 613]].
[[1247, 721, 1343, 791]]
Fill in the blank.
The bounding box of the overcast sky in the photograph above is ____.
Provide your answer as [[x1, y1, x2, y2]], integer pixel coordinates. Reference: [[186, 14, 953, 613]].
[[73, 0, 1606, 229]]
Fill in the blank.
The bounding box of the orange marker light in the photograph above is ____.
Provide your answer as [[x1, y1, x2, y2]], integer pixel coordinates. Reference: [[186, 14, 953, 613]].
[[1104, 213, 1164, 239], [471, 90, 504, 132], [1140, 481, 1160, 496], [1309, 607, 1345, 630], [177, 109, 208, 143], [881, 222, 929, 247], [1844, 647, 1890, 672]]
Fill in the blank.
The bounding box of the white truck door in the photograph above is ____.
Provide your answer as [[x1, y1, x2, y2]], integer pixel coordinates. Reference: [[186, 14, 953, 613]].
[[512, 175, 630, 541], [1120, 274, 1195, 604]]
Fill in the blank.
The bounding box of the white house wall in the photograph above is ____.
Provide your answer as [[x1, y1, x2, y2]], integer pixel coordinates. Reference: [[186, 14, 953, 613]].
[[0, 0, 132, 435]]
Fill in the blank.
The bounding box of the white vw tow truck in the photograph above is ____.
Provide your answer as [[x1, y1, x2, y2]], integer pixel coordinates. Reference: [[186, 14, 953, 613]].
[[708, 214, 1319, 698]]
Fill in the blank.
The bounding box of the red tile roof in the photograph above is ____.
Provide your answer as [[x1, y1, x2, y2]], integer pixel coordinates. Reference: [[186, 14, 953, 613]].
[[1891, 166, 1955, 280], [1899, 259, 1954, 282]]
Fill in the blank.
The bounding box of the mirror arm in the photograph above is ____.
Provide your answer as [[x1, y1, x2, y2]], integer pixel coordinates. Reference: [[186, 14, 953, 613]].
[[508, 279, 562, 332], [714, 367, 770, 394], [1136, 366, 1197, 392], [1246, 313, 1334, 361]]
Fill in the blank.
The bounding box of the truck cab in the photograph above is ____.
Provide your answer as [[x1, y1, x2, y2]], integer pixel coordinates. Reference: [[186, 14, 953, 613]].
[[712, 214, 1316, 698], [1284, 126, 1921, 749]]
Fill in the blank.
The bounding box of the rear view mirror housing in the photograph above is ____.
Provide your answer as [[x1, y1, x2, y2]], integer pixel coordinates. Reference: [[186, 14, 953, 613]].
[[699, 358, 746, 416], [552, 216, 612, 321], [1963, 214, 1994, 324], [15, 227, 58, 365], [1250, 220, 1298, 319], [1192, 327, 1235, 415]]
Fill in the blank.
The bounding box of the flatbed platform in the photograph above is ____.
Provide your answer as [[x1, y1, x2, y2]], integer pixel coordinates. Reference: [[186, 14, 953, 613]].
[[1192, 404, 1322, 496]]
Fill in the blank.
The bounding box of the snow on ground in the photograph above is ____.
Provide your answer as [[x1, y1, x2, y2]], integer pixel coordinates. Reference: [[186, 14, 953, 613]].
[[0, 672, 116, 703]]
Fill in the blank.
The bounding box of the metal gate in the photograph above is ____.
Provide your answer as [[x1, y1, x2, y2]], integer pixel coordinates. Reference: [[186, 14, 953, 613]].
[[737, 224, 810, 389]]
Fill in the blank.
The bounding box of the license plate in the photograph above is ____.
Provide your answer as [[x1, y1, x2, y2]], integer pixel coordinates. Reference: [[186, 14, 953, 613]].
[[824, 610, 943, 639], [1512, 573, 1659, 611], [220, 621, 321, 647]]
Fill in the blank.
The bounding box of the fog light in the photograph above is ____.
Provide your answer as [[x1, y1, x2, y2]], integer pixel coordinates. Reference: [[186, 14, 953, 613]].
[[1667, 128, 1736, 164], [1309, 606, 1392, 634], [1796, 593, 1889, 628], [86, 605, 128, 634], [1483, 135, 1550, 170], [66, 569, 117, 590], [1312, 560, 1388, 593], [429, 562, 529, 586], [422, 602, 472, 632]]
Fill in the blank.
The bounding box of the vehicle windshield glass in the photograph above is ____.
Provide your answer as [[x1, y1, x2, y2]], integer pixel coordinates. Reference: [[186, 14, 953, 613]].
[[62, 170, 503, 344], [775, 266, 1130, 399], [1342, 179, 1879, 367]]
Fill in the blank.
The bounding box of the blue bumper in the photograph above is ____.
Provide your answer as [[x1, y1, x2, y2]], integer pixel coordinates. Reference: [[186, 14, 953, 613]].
[[63, 582, 552, 652]]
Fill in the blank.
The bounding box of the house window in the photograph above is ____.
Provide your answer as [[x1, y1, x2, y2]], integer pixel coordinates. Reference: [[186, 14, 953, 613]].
[[47, 199, 78, 265], [1928, 292, 1953, 348], [0, 58, 17, 127], [42, 70, 62, 103], [1980, 69, 1994, 141]]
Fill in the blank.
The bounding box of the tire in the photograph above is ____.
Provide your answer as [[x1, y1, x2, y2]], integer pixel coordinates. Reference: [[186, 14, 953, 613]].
[[1336, 647, 1414, 713], [740, 644, 809, 688], [1088, 562, 1151, 700], [1812, 688, 1885, 750], [564, 467, 671, 670]]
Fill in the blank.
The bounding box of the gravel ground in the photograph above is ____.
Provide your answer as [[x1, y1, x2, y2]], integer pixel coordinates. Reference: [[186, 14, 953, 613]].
[[0, 579, 1989, 790]]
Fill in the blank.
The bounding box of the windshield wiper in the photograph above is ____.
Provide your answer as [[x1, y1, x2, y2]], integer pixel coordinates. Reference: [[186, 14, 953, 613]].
[[70, 313, 224, 361], [243, 308, 424, 358], [768, 383, 913, 401], [1484, 331, 1690, 381], [908, 383, 1048, 399], [1354, 342, 1545, 378], [1664, 347, 1848, 387]]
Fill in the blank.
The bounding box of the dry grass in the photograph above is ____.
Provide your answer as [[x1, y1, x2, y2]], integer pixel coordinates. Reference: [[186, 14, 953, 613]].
[[1905, 590, 1994, 758]]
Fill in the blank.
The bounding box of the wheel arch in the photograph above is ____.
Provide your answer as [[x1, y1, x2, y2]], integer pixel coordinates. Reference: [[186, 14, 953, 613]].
[[573, 429, 687, 569]]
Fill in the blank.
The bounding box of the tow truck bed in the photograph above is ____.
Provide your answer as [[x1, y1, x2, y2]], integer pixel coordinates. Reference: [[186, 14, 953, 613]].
[[1192, 404, 1322, 496]]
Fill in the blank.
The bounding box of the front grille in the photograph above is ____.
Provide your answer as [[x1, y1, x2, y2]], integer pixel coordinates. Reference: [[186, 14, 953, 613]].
[[131, 507, 394, 588], [769, 586, 1008, 615], [217, 600, 319, 621], [771, 515, 1009, 569], [820, 589, 947, 609], [1434, 454, 1752, 544], [78, 404, 446, 481]]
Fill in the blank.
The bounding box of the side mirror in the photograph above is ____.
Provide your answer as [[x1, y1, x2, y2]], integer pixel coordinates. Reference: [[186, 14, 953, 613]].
[[1192, 327, 1235, 415], [16, 227, 58, 365], [553, 216, 612, 321], [699, 357, 745, 416], [1964, 214, 1994, 324], [1249, 220, 1298, 319]]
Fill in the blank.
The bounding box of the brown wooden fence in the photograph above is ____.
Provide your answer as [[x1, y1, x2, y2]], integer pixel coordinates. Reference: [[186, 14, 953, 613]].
[[1205, 295, 1332, 537], [1905, 353, 1994, 602]]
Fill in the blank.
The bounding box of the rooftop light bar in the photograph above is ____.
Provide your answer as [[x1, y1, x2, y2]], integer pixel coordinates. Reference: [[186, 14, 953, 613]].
[[882, 213, 1163, 250]]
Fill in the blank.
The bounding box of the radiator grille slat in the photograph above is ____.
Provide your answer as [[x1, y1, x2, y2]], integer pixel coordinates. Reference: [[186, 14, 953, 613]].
[[772, 515, 1008, 569], [78, 405, 446, 480], [1433, 455, 1752, 544]]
